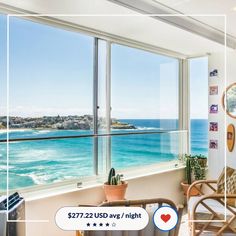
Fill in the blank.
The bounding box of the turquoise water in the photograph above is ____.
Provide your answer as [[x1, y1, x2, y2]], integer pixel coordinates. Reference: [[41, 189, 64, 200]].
[[0, 119, 208, 190], [190, 119, 208, 155]]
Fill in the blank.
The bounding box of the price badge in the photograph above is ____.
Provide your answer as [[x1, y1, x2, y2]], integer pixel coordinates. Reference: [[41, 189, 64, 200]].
[[55, 206, 149, 231]]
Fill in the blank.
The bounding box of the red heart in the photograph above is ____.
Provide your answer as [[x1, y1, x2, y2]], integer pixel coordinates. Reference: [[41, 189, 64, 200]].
[[161, 214, 171, 223]]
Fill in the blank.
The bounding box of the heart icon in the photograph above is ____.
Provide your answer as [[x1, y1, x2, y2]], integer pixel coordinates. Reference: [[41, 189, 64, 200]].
[[161, 214, 171, 223]]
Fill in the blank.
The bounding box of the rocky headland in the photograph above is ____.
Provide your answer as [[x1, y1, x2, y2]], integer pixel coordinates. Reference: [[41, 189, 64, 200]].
[[0, 115, 136, 130]]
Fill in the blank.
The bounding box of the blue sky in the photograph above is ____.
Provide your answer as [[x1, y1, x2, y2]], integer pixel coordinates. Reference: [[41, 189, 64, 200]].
[[0, 15, 208, 119]]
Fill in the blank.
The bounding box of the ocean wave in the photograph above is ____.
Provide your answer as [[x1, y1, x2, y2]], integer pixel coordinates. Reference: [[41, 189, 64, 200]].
[[110, 127, 162, 131], [18, 172, 79, 185], [14, 159, 60, 165], [33, 130, 52, 134], [13, 149, 57, 160], [18, 173, 50, 185], [136, 127, 162, 131], [0, 129, 29, 134], [63, 175, 74, 179], [0, 165, 15, 170]]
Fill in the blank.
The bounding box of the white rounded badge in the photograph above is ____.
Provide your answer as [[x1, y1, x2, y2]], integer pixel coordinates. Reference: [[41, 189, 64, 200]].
[[153, 206, 178, 232], [55, 206, 149, 231]]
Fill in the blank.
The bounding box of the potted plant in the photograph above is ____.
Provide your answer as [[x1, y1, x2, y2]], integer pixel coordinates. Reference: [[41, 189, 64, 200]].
[[191, 155, 206, 180], [103, 168, 128, 202], [181, 154, 206, 196], [194, 154, 207, 168]]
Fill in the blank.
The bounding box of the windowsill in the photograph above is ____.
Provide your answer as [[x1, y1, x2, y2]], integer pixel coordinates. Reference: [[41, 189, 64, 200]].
[[17, 160, 185, 202]]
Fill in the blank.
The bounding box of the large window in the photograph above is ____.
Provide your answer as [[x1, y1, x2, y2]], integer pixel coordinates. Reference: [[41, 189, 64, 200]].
[[0, 15, 183, 192]]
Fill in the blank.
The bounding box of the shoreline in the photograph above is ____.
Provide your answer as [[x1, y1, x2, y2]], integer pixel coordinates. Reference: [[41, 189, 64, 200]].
[[0, 128, 30, 133], [0, 127, 139, 133], [0, 128, 49, 133]]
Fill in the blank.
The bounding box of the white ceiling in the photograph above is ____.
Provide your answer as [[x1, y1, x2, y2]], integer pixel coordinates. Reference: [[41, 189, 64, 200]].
[[151, 0, 236, 38], [0, 0, 226, 56]]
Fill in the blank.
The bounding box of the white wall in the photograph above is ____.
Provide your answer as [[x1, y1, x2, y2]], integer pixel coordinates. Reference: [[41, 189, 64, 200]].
[[208, 50, 236, 179], [25, 168, 185, 236]]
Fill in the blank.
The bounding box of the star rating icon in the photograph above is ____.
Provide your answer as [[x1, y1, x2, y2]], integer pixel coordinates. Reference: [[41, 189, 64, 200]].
[[86, 222, 112, 228]]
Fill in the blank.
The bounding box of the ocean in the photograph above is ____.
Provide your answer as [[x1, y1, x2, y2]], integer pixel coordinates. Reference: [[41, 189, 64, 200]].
[[0, 119, 208, 191]]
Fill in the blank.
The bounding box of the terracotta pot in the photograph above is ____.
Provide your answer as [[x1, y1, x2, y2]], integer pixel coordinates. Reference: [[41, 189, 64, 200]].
[[181, 182, 202, 196], [103, 181, 128, 202]]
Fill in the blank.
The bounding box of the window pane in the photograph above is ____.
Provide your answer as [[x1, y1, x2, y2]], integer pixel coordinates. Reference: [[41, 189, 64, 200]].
[[110, 44, 179, 171], [0, 16, 95, 190], [189, 57, 208, 156]]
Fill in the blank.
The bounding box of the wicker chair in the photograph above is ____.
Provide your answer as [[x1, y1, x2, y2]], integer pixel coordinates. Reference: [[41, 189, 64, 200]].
[[187, 167, 236, 236], [76, 198, 183, 236]]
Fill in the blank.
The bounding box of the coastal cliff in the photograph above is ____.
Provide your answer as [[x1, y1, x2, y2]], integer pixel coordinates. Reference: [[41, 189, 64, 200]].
[[0, 115, 136, 130]]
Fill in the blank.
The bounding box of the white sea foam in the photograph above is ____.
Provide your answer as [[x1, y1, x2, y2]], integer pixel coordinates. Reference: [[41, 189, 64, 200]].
[[0, 129, 29, 133], [110, 127, 162, 131], [136, 127, 162, 131], [63, 176, 74, 179], [0, 165, 14, 170], [19, 173, 50, 184], [51, 175, 76, 183], [34, 130, 51, 134], [14, 149, 58, 162]]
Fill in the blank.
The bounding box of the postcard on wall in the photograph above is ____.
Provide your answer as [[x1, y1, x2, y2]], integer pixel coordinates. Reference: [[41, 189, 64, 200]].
[[209, 104, 218, 113], [209, 86, 218, 95], [209, 122, 218, 131], [209, 140, 218, 149], [209, 69, 218, 77]]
